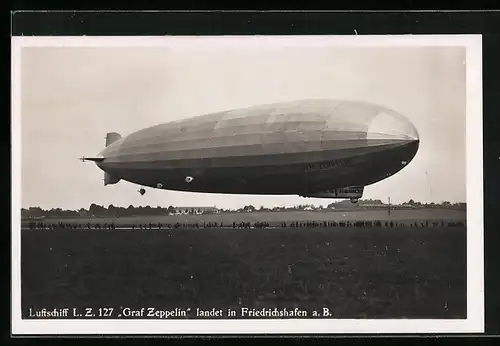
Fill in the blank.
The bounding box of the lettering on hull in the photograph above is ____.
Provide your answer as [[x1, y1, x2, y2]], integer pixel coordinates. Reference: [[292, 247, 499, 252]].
[[305, 158, 350, 172]]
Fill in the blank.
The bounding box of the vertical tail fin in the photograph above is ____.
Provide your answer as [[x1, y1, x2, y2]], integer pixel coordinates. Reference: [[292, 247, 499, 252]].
[[105, 132, 122, 147], [81, 132, 122, 186], [103, 132, 121, 185], [104, 172, 120, 186]]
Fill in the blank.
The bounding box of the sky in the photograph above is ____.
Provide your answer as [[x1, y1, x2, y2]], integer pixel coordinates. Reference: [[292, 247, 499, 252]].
[[18, 37, 469, 210]]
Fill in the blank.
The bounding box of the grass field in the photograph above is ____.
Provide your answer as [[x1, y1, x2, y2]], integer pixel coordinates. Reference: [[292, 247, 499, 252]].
[[21, 224, 466, 319]]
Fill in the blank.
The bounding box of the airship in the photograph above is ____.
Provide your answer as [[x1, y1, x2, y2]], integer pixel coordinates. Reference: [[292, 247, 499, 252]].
[[81, 99, 419, 203]]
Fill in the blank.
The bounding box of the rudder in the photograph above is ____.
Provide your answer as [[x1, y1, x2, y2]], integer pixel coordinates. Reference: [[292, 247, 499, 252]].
[[104, 172, 121, 186], [103, 132, 122, 185], [105, 132, 122, 147]]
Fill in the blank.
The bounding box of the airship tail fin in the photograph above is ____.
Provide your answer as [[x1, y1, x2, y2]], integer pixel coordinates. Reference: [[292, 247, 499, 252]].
[[105, 132, 122, 147], [104, 172, 121, 186], [80, 156, 104, 163], [103, 133, 122, 185]]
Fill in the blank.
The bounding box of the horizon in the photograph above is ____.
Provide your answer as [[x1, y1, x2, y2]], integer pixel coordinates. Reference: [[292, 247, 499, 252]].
[[21, 198, 467, 211]]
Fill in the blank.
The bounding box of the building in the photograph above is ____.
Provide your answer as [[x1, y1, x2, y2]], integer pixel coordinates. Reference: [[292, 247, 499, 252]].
[[175, 206, 219, 215], [360, 203, 388, 209]]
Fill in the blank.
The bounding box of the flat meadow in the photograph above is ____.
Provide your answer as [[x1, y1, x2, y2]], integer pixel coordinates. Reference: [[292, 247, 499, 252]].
[[21, 211, 466, 319]]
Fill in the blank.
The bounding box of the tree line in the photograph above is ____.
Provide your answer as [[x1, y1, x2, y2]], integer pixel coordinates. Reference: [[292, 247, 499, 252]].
[[21, 204, 178, 218], [21, 199, 465, 219]]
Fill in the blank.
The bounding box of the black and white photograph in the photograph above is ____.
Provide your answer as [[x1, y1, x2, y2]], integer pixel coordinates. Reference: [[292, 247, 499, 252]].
[[11, 34, 484, 335]]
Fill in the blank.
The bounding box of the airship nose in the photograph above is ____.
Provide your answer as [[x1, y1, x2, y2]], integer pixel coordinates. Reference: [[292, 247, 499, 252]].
[[406, 137, 420, 158], [367, 110, 419, 141]]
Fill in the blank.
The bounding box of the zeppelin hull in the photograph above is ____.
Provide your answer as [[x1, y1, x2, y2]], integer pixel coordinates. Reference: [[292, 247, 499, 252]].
[[102, 141, 418, 195], [96, 99, 420, 197]]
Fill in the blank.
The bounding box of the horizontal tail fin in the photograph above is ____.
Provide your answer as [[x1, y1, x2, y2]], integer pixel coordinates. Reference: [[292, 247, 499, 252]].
[[105, 132, 122, 147], [80, 156, 104, 163]]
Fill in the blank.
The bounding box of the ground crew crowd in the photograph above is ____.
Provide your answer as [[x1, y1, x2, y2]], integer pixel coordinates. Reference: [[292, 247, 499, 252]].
[[26, 219, 465, 231]]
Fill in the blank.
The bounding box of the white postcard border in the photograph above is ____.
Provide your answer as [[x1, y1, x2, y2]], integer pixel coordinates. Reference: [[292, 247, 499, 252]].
[[11, 34, 484, 335]]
